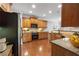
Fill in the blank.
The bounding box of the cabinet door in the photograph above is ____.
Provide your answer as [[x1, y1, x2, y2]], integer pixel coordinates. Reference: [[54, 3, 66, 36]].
[[38, 20, 47, 28], [31, 18, 38, 24], [22, 18, 31, 28], [62, 3, 79, 27], [22, 19, 27, 28], [38, 20, 42, 28], [26, 19, 31, 28], [42, 21, 47, 28], [39, 32, 48, 39], [22, 33, 32, 42]]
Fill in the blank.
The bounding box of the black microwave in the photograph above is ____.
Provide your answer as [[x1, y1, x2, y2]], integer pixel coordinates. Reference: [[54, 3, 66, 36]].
[[31, 24, 38, 28]]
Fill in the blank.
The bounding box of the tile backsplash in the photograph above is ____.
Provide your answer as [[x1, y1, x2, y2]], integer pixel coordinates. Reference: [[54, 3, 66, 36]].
[[60, 27, 79, 32]]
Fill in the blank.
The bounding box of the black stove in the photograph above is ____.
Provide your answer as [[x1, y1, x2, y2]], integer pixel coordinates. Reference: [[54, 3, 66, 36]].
[[32, 32, 38, 40]]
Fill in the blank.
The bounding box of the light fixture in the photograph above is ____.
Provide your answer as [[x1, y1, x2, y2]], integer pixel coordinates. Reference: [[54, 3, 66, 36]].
[[29, 11, 32, 13], [32, 4, 36, 8], [58, 4, 62, 8], [43, 14, 46, 17], [49, 10, 52, 14]]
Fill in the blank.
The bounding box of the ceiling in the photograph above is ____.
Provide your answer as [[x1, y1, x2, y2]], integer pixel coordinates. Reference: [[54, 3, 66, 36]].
[[12, 3, 61, 21]]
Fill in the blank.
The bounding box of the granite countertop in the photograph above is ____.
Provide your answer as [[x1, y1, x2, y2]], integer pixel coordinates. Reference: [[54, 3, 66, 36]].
[[0, 45, 13, 56], [51, 38, 79, 55]]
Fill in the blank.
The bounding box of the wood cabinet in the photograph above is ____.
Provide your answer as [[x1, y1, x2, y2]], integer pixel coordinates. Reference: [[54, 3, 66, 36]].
[[22, 17, 47, 28], [51, 43, 78, 56], [22, 33, 32, 43], [38, 32, 48, 39], [38, 20, 47, 28], [62, 3, 79, 27], [31, 18, 38, 24], [0, 3, 11, 12], [22, 18, 31, 28]]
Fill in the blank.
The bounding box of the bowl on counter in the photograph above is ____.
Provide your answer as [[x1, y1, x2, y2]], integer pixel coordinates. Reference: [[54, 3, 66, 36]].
[[69, 35, 79, 48]]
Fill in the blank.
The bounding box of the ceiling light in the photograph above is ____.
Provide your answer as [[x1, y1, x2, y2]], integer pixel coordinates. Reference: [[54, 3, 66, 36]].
[[29, 11, 32, 13], [58, 4, 62, 8], [43, 14, 46, 17], [32, 4, 36, 8], [49, 10, 52, 14]]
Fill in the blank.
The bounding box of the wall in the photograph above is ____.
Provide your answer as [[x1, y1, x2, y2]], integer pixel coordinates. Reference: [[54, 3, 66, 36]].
[[44, 17, 61, 32]]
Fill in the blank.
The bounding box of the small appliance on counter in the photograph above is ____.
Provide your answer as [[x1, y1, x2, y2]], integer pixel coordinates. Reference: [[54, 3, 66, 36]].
[[0, 38, 6, 52]]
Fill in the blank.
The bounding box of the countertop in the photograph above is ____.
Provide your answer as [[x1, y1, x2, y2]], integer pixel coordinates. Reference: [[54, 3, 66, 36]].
[[0, 45, 13, 56], [52, 30, 79, 32], [51, 38, 79, 55]]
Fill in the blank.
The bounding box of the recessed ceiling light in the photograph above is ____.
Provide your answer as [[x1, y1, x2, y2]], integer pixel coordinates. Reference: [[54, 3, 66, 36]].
[[32, 4, 36, 8], [49, 10, 52, 14], [29, 11, 32, 13], [58, 4, 62, 8], [43, 14, 46, 17]]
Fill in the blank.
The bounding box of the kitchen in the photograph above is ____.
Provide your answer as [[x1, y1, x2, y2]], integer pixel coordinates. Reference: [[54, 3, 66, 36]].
[[0, 3, 79, 56]]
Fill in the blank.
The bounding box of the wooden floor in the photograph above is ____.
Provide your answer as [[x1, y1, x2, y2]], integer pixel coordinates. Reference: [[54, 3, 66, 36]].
[[21, 39, 52, 56]]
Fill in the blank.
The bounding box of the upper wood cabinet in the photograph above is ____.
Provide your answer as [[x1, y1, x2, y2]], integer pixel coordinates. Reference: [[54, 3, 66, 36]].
[[22, 17, 47, 28], [38, 19, 47, 28], [0, 3, 11, 12], [22, 17, 31, 28], [31, 18, 38, 24], [62, 3, 79, 27]]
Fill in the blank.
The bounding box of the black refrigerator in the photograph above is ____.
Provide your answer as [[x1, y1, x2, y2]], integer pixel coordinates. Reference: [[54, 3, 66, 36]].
[[0, 11, 20, 56]]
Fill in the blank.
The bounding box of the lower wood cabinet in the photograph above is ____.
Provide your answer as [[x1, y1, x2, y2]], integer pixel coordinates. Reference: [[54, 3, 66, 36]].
[[22, 33, 32, 43], [51, 43, 78, 56], [22, 32, 48, 42], [38, 32, 48, 39]]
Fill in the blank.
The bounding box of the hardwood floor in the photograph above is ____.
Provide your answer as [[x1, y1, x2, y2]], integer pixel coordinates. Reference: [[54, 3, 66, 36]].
[[21, 39, 52, 56]]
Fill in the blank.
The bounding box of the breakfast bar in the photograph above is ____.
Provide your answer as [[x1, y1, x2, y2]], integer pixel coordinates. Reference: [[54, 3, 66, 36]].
[[51, 38, 79, 56]]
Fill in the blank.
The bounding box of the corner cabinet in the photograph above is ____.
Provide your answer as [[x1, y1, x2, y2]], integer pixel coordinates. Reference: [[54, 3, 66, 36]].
[[62, 3, 79, 27]]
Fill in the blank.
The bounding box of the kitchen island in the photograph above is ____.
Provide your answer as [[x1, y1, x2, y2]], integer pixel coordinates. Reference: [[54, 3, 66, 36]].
[[51, 38, 79, 56], [0, 45, 13, 56]]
